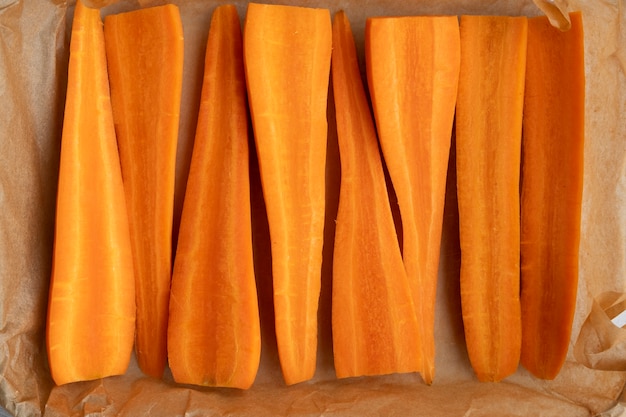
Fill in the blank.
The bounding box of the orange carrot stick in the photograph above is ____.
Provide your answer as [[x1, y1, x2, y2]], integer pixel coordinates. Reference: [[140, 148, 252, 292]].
[[331, 10, 421, 379], [168, 4, 261, 389], [456, 15, 527, 382], [243, 3, 332, 385], [365, 14, 460, 384], [104, 5, 184, 378], [46, 0, 135, 386], [520, 11, 585, 380]]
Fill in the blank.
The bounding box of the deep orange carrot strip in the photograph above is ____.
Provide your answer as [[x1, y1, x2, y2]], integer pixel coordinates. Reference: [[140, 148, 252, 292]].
[[168, 5, 261, 389], [46, 0, 135, 386], [331, 10, 421, 379], [243, 3, 331, 385], [365, 15, 460, 384], [104, 5, 184, 378], [456, 15, 527, 382], [520, 11, 585, 380]]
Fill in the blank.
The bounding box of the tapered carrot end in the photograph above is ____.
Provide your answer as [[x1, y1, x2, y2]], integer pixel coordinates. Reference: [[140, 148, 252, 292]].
[[421, 364, 435, 386]]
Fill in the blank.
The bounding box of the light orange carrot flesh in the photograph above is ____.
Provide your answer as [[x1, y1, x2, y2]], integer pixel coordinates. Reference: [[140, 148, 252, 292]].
[[520, 11, 585, 380], [243, 3, 331, 385], [365, 15, 460, 384], [104, 5, 184, 379], [456, 15, 527, 382], [167, 4, 261, 389], [46, 0, 135, 386], [331, 10, 421, 379]]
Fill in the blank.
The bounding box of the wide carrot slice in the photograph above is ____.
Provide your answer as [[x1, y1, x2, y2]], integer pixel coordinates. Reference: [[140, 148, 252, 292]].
[[243, 3, 331, 385], [365, 15, 460, 384], [331, 11, 421, 379], [46, 0, 135, 386], [520, 12, 585, 380], [104, 5, 184, 379], [167, 5, 261, 389], [456, 15, 527, 382]]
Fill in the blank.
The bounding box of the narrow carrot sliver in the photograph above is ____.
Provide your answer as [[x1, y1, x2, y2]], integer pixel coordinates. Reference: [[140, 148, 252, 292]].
[[520, 11, 585, 380], [104, 4, 184, 379], [331, 10, 421, 379], [168, 4, 261, 389], [365, 14, 460, 384], [46, 0, 135, 386]]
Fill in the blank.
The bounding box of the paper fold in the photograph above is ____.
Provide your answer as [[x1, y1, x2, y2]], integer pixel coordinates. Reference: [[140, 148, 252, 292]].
[[532, 0, 572, 30], [575, 293, 626, 372]]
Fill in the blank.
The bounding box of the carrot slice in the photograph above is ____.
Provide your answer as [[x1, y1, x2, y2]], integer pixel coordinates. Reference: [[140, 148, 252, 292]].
[[456, 15, 527, 382], [104, 5, 184, 379], [520, 11, 585, 380], [243, 3, 331, 385], [46, 0, 135, 386], [331, 10, 421, 379], [167, 5, 261, 389], [365, 15, 460, 384]]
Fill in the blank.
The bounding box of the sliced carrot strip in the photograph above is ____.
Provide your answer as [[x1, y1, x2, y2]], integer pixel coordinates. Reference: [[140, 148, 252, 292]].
[[520, 11, 585, 380], [104, 5, 184, 378], [456, 15, 527, 382], [243, 3, 332, 385], [46, 0, 135, 386], [365, 14, 460, 384], [331, 10, 421, 379], [168, 4, 261, 389]]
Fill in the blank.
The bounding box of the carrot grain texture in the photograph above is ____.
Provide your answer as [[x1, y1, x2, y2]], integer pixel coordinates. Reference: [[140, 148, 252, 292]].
[[456, 15, 527, 382], [46, 0, 135, 386], [365, 15, 460, 384], [520, 11, 585, 380], [331, 11, 421, 379], [243, 3, 332, 385], [104, 5, 184, 379], [167, 5, 261, 389]]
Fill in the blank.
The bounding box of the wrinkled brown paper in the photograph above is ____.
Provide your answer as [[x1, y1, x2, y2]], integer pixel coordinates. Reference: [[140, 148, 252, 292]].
[[1, 0, 625, 416]]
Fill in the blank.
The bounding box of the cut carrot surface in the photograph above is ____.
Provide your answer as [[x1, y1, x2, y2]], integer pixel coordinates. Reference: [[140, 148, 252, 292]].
[[104, 5, 184, 379], [243, 3, 332, 385], [167, 5, 261, 389], [331, 11, 421, 379], [46, 0, 135, 386], [456, 15, 527, 382], [520, 11, 585, 380], [365, 15, 460, 384], [47, 1, 587, 387]]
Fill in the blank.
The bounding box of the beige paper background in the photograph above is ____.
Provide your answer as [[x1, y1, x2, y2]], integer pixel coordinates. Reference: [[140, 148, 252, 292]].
[[0, 0, 625, 415]]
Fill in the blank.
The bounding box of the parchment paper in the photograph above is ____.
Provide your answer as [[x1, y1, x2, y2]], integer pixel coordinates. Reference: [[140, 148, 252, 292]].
[[1, 0, 625, 416]]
